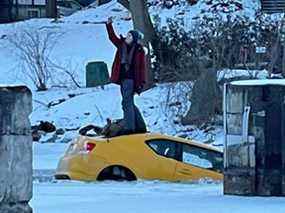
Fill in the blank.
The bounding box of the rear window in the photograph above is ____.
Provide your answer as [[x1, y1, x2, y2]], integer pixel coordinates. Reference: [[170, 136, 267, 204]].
[[182, 144, 223, 172], [146, 140, 178, 160]]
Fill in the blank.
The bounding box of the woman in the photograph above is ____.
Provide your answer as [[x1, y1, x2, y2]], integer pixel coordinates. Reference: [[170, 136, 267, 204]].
[[105, 17, 147, 135]]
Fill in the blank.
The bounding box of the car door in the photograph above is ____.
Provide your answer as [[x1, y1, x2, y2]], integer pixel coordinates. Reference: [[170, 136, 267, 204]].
[[145, 139, 179, 181], [174, 143, 223, 181]]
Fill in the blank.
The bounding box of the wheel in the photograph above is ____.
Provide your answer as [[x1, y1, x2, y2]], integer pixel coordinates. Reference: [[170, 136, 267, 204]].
[[97, 166, 136, 181]]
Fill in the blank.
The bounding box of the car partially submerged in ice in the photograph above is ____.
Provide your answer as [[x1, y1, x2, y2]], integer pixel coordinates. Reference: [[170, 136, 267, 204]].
[[55, 133, 223, 181]]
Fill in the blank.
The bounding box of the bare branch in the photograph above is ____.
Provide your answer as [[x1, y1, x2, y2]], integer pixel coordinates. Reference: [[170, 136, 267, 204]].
[[49, 60, 82, 88], [117, 0, 130, 10], [6, 28, 63, 91]]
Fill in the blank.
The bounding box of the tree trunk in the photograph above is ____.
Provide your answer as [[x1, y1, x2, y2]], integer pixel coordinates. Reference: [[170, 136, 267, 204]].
[[117, 0, 130, 10], [129, 0, 156, 44], [128, 0, 157, 87], [46, 0, 57, 18], [182, 68, 221, 126], [282, 44, 285, 77], [8, 0, 13, 21]]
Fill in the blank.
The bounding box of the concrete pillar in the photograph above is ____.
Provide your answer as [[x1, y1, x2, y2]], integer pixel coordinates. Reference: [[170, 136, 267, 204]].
[[0, 86, 33, 213]]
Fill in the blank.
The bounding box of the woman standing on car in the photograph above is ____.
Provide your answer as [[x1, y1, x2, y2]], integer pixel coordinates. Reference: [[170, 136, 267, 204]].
[[105, 17, 147, 135]]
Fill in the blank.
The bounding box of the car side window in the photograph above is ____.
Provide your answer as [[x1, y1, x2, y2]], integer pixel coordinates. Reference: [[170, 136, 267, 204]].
[[146, 140, 177, 160], [182, 144, 223, 172]]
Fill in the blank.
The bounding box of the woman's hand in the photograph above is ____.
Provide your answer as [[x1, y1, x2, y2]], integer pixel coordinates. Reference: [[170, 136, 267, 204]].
[[107, 17, 113, 24]]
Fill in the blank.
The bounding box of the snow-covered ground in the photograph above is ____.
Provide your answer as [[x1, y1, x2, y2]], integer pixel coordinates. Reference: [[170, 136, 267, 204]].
[[32, 137, 285, 213], [31, 181, 285, 213], [0, 1, 283, 212], [0, 0, 264, 142], [32, 134, 285, 212], [31, 82, 223, 143], [33, 142, 67, 170]]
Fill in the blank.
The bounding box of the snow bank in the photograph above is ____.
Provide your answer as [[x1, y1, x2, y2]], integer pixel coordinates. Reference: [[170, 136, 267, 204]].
[[217, 69, 269, 81], [31, 82, 192, 137], [231, 79, 285, 86]]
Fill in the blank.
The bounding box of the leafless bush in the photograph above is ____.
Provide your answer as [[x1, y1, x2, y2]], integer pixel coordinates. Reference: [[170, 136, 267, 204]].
[[160, 81, 193, 127], [5, 28, 63, 91], [49, 60, 82, 89], [5, 28, 82, 90]]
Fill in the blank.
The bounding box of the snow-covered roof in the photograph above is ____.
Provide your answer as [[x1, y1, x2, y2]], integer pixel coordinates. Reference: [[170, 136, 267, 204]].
[[17, 0, 46, 6], [231, 79, 285, 86], [0, 84, 29, 88]]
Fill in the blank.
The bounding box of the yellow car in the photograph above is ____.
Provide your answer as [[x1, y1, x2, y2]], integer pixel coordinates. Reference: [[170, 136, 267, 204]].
[[55, 133, 223, 182]]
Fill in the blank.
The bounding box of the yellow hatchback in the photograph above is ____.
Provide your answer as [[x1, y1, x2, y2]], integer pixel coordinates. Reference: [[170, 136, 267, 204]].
[[55, 133, 223, 182]]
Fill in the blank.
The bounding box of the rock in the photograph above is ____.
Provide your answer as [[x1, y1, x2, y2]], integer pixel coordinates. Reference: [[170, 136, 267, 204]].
[[31, 121, 57, 141], [47, 98, 66, 108], [38, 121, 56, 133], [56, 128, 65, 135], [169, 101, 182, 107], [32, 130, 41, 141], [68, 93, 76, 98], [0, 34, 7, 40], [79, 125, 103, 136]]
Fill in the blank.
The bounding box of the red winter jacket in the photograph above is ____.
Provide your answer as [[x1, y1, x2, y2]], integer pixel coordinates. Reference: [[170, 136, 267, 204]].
[[106, 23, 147, 93]]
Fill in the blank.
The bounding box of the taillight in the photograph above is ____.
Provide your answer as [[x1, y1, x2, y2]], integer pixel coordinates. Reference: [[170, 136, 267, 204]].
[[85, 142, 96, 153]]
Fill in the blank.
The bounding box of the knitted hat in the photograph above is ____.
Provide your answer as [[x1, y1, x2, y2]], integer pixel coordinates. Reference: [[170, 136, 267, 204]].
[[128, 30, 144, 43]]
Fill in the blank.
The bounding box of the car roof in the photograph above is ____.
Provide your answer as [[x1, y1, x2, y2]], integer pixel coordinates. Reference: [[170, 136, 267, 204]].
[[144, 133, 222, 153], [85, 132, 222, 153]]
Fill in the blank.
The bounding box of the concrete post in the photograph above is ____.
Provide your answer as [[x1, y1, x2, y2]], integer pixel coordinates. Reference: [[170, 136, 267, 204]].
[[0, 86, 33, 213]]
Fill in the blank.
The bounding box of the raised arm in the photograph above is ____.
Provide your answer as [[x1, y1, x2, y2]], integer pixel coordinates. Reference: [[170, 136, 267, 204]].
[[140, 52, 147, 85], [105, 18, 121, 48]]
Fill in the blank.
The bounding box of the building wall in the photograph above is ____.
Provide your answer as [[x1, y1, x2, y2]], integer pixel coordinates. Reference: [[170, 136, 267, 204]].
[[224, 84, 285, 196], [0, 0, 48, 23], [261, 0, 285, 13], [14, 5, 46, 20], [0, 0, 13, 23]]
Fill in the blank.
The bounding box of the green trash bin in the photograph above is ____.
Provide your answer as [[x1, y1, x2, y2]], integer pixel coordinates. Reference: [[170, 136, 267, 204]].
[[86, 61, 110, 88]]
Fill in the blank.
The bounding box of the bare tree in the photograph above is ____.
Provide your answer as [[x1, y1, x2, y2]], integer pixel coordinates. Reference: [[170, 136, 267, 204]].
[[49, 60, 82, 88], [5, 28, 62, 91]]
